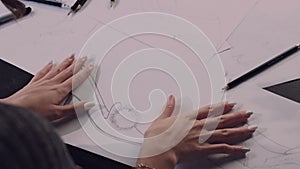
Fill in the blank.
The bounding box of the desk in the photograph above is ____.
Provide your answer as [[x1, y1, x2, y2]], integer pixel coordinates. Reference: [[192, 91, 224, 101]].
[[1, 1, 300, 169]]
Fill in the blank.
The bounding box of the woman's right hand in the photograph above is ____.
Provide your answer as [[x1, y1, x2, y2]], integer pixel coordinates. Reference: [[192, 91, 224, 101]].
[[136, 96, 256, 169], [0, 55, 93, 121]]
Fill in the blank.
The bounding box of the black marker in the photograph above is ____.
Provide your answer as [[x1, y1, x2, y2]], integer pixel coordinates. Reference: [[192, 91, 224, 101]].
[[68, 0, 87, 15], [110, 0, 118, 8], [24, 0, 69, 9], [110, 0, 115, 7], [0, 7, 32, 27], [224, 44, 300, 90]]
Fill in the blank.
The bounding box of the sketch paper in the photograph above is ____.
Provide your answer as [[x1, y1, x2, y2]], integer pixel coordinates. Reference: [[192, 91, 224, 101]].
[[177, 49, 300, 168], [0, 0, 259, 74], [220, 0, 300, 81], [3, 0, 299, 168]]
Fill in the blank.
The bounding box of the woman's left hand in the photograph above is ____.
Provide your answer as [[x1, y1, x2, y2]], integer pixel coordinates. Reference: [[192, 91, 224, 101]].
[[136, 96, 255, 169]]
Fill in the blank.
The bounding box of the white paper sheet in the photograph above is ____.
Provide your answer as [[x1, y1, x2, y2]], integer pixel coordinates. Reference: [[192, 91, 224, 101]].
[[220, 0, 300, 81], [3, 0, 296, 168], [192, 0, 300, 167], [0, 0, 258, 73]]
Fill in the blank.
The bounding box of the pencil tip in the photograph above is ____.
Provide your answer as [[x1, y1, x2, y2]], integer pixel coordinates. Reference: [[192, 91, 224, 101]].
[[222, 85, 229, 91]]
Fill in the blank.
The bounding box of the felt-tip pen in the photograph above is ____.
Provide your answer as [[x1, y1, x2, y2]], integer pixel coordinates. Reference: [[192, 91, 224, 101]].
[[68, 0, 87, 15], [110, 0, 118, 8], [0, 7, 32, 26], [24, 0, 69, 9]]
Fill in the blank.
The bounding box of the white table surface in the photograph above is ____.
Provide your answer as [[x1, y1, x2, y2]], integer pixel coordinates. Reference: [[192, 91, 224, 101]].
[[1, 0, 300, 168]]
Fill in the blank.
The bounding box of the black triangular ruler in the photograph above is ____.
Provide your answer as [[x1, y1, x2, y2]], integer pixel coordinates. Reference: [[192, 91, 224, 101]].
[[0, 59, 33, 99], [264, 78, 300, 104]]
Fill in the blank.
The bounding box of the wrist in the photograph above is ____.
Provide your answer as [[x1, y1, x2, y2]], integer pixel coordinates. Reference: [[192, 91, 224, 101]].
[[0, 96, 20, 106], [0, 97, 10, 104], [136, 150, 177, 169], [0, 96, 26, 108]]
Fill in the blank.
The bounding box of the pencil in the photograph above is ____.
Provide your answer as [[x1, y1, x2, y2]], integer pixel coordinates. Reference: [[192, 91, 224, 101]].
[[224, 44, 300, 90]]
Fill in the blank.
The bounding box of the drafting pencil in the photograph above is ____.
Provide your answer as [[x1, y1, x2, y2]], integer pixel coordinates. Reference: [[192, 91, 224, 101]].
[[224, 44, 300, 90]]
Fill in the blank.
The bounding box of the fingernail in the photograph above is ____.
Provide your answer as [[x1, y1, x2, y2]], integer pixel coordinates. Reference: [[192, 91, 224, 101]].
[[88, 64, 94, 70], [168, 95, 173, 102], [245, 111, 254, 118], [228, 102, 237, 107], [69, 55, 75, 60], [48, 60, 54, 65], [228, 102, 237, 106], [246, 111, 253, 115], [248, 125, 258, 131], [84, 102, 95, 111], [167, 95, 174, 107], [81, 56, 88, 62], [241, 147, 251, 153]]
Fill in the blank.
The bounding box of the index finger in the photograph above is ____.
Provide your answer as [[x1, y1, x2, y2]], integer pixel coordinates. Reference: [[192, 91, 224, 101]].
[[196, 102, 236, 120], [61, 64, 94, 91], [200, 111, 252, 130]]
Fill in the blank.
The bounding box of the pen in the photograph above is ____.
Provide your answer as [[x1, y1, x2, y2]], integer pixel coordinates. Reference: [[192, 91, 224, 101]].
[[0, 7, 32, 26], [48, 0, 61, 2], [110, 0, 115, 7], [224, 44, 300, 90], [110, 0, 118, 8], [24, 0, 69, 9], [68, 0, 87, 15]]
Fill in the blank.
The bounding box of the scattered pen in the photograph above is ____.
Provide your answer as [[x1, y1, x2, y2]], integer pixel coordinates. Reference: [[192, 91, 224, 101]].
[[68, 0, 87, 15], [48, 0, 62, 2], [110, 0, 115, 8], [24, 0, 69, 9], [0, 7, 32, 27], [110, 0, 118, 8], [223, 44, 300, 90]]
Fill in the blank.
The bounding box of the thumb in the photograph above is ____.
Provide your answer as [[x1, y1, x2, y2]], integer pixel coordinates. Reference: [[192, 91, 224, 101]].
[[157, 95, 175, 120]]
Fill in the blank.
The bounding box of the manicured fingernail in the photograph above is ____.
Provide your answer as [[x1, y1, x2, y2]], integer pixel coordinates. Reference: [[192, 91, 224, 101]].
[[246, 111, 253, 115], [84, 102, 95, 111], [69, 55, 75, 59], [241, 147, 251, 153], [245, 111, 254, 118], [228, 102, 237, 107], [88, 64, 94, 70], [81, 56, 88, 62], [248, 125, 258, 131], [48, 60, 54, 65], [167, 95, 174, 107]]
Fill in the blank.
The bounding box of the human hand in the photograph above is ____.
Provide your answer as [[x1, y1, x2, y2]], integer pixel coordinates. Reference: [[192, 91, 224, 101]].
[[136, 96, 256, 169], [0, 55, 93, 121]]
